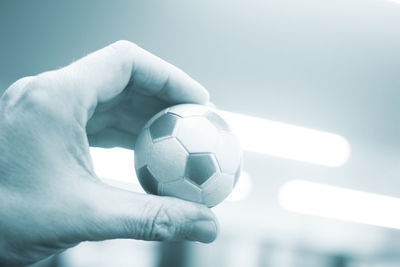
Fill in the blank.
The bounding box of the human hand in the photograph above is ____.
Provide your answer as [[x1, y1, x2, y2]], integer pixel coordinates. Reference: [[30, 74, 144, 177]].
[[0, 40, 218, 266]]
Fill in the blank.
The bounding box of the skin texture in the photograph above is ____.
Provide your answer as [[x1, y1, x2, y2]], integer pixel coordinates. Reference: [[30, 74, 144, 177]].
[[0, 40, 218, 266]]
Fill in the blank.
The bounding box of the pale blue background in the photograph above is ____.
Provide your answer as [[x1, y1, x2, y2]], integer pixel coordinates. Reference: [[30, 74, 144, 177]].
[[1, 1, 400, 266]]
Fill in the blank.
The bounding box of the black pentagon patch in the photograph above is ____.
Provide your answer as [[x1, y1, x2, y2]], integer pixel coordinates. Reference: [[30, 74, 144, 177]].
[[138, 165, 158, 195], [185, 153, 217, 186], [149, 113, 179, 141], [205, 111, 230, 132]]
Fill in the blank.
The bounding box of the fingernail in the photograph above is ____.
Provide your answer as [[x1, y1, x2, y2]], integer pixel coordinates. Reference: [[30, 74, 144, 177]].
[[187, 220, 218, 243]]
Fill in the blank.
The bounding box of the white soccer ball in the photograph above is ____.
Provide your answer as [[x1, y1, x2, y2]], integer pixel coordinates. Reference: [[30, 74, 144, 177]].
[[134, 104, 242, 207]]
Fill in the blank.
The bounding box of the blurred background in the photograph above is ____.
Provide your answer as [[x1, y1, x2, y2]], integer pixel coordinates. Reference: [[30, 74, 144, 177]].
[[1, 0, 400, 266]]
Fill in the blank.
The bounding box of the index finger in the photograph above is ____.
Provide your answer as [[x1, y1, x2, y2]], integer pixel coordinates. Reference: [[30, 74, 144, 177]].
[[129, 43, 210, 105], [33, 40, 209, 122], [72, 40, 209, 104]]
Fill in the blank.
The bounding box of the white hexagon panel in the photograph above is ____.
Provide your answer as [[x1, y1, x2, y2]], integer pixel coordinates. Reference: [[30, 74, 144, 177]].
[[148, 138, 188, 183], [202, 173, 235, 207], [176, 116, 219, 153], [161, 179, 203, 203], [134, 104, 243, 207]]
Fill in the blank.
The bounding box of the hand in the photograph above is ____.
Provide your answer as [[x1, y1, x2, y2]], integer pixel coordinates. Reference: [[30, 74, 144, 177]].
[[0, 40, 218, 266]]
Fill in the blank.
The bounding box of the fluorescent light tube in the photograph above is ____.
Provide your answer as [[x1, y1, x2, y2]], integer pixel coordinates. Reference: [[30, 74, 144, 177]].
[[279, 180, 400, 229], [90, 147, 138, 184], [218, 111, 350, 167]]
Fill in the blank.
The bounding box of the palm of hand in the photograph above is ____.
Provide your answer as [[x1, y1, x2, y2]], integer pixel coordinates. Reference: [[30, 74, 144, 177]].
[[87, 88, 170, 149]]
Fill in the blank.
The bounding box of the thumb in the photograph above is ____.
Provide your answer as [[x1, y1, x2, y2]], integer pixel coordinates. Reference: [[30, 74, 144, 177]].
[[80, 182, 219, 244]]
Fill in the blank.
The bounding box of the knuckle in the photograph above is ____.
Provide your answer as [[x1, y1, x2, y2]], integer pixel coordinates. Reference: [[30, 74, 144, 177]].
[[113, 39, 133, 47], [1, 74, 63, 122], [22, 78, 49, 105], [5, 76, 36, 93], [18, 79, 57, 114], [110, 40, 138, 52], [106, 40, 138, 82], [1, 76, 36, 104], [143, 199, 179, 241]]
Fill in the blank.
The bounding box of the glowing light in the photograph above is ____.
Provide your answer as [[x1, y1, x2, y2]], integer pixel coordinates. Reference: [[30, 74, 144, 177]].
[[279, 180, 400, 229], [90, 147, 138, 184], [227, 171, 252, 202], [218, 111, 350, 167]]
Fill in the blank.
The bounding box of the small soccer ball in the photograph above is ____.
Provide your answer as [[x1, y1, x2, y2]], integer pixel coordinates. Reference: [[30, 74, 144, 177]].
[[134, 104, 242, 207]]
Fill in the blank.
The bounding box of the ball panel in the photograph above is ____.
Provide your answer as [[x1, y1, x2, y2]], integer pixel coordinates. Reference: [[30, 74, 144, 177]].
[[167, 104, 209, 118], [185, 153, 218, 186], [176, 117, 219, 153], [161, 179, 202, 203], [137, 165, 159, 195], [148, 137, 188, 183], [205, 111, 231, 132], [134, 130, 153, 169], [149, 113, 180, 141], [215, 132, 242, 174], [142, 108, 169, 129], [202, 173, 234, 207]]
